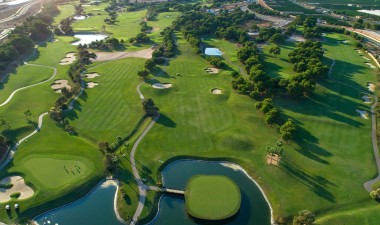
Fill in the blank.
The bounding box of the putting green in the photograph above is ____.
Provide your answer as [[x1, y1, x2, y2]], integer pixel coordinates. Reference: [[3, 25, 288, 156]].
[[23, 157, 90, 189], [185, 175, 241, 220]]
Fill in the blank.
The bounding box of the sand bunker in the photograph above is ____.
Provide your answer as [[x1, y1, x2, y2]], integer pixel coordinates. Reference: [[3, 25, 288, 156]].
[[211, 88, 222, 94], [367, 82, 376, 92], [83, 73, 100, 79], [357, 50, 363, 54], [356, 109, 369, 119], [340, 40, 350, 43], [93, 48, 154, 61], [362, 56, 370, 61], [366, 62, 376, 69], [362, 95, 372, 104], [86, 82, 98, 88], [205, 68, 219, 74], [152, 83, 172, 89], [288, 35, 306, 42], [266, 154, 281, 166], [51, 80, 71, 93], [0, 176, 34, 203], [60, 53, 76, 65]]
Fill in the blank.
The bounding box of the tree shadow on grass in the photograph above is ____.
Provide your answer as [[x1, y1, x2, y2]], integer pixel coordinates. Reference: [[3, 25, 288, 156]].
[[156, 113, 176, 128], [279, 159, 337, 202], [79, 90, 88, 102], [290, 122, 333, 165], [151, 66, 170, 78]]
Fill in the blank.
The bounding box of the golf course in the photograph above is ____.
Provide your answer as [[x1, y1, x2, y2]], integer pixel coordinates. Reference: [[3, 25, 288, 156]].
[[0, 0, 379, 224]]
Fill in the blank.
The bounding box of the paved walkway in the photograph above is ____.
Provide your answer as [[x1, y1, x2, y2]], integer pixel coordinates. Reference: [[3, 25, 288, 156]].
[[327, 57, 380, 192]]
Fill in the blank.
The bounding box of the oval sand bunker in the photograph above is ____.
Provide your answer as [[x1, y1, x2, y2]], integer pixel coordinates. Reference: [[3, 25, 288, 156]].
[[86, 82, 98, 88], [60, 53, 76, 65], [211, 88, 222, 94], [84, 73, 100, 79], [152, 83, 172, 89], [51, 80, 71, 93]]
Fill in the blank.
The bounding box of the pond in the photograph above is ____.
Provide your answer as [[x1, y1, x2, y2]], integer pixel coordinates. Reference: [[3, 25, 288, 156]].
[[148, 160, 272, 225], [72, 33, 108, 46], [358, 10, 380, 16], [204, 48, 224, 56], [34, 180, 124, 225]]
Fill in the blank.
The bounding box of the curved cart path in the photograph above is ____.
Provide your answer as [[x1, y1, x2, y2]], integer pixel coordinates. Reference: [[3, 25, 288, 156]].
[[327, 57, 380, 192], [0, 112, 48, 171], [0, 62, 58, 171], [0, 63, 57, 107]]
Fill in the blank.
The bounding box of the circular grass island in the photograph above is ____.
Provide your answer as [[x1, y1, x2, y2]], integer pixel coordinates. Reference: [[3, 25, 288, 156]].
[[185, 175, 241, 221]]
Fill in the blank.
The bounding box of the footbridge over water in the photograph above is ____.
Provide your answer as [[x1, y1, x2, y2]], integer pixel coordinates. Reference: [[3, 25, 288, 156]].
[[147, 186, 185, 195]]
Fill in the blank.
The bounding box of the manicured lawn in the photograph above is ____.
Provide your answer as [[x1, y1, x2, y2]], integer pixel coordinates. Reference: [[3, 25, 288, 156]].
[[185, 175, 241, 220], [69, 58, 145, 141], [22, 156, 91, 189], [131, 32, 379, 223], [54, 3, 75, 25]]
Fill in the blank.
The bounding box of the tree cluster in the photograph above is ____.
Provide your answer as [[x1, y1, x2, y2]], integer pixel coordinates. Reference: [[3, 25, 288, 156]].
[[129, 33, 150, 43], [302, 17, 321, 39], [55, 17, 74, 35], [282, 41, 328, 96], [205, 56, 225, 68], [257, 27, 285, 43], [247, 4, 282, 16], [256, 98, 280, 125], [173, 8, 255, 46], [89, 38, 124, 51], [152, 27, 176, 59], [0, 2, 58, 70]]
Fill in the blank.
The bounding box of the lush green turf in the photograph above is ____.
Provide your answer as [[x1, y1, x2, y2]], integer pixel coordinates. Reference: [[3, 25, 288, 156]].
[[185, 175, 241, 220], [23, 156, 90, 189], [147, 11, 180, 42], [69, 58, 145, 141], [131, 31, 379, 223], [0, 66, 52, 103], [54, 3, 75, 25]]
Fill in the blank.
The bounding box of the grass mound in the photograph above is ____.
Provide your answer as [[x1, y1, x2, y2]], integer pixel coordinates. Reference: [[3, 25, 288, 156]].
[[185, 175, 241, 221], [10, 192, 20, 199]]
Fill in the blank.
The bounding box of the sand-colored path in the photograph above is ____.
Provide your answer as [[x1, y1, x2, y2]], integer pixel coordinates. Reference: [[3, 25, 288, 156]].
[[93, 48, 154, 61], [0, 176, 34, 202]]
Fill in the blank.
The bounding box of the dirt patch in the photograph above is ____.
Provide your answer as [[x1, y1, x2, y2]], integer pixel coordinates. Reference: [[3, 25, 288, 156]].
[[356, 109, 369, 119], [51, 80, 71, 93], [86, 82, 98, 88], [152, 83, 172, 89], [0, 176, 34, 203], [288, 35, 306, 42], [211, 88, 222, 94], [151, 27, 160, 32], [367, 82, 376, 92], [93, 48, 154, 61], [366, 62, 376, 69], [84, 73, 100, 79], [205, 68, 219, 74], [60, 53, 76, 65], [362, 95, 372, 104], [266, 154, 281, 166]]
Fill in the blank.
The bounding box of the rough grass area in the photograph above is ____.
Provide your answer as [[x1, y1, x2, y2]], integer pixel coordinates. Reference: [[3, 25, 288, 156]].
[[185, 175, 241, 220]]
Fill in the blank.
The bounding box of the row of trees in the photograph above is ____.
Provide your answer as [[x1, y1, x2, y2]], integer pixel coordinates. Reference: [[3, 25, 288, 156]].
[[49, 46, 96, 127], [54, 17, 75, 35]]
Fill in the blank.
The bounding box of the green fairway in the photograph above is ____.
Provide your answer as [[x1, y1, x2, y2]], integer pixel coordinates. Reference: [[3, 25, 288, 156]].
[[185, 175, 241, 220], [23, 156, 90, 189]]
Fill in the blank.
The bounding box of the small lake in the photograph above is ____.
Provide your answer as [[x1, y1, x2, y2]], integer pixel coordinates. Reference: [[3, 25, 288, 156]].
[[358, 10, 380, 16], [205, 48, 224, 56], [148, 160, 272, 225], [72, 33, 108, 46], [34, 180, 124, 225]]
